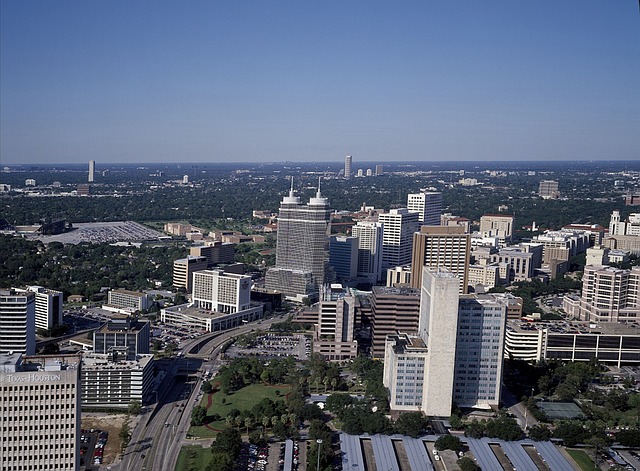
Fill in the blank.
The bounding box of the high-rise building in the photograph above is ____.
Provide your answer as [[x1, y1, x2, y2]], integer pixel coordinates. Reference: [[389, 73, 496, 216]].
[[479, 214, 514, 246], [88, 159, 95, 182], [378, 208, 419, 269], [351, 221, 384, 283], [609, 210, 640, 236], [27, 286, 63, 332], [173, 255, 209, 292], [182, 174, 189, 184], [0, 289, 35, 355], [190, 241, 236, 267], [383, 268, 507, 415], [313, 284, 358, 361], [407, 191, 442, 225], [410, 226, 470, 293], [370, 286, 420, 358], [344, 155, 352, 180], [193, 269, 252, 313], [0, 353, 81, 471], [265, 179, 332, 301], [538, 180, 560, 199], [375, 164, 383, 176], [329, 236, 358, 280], [578, 265, 640, 323]]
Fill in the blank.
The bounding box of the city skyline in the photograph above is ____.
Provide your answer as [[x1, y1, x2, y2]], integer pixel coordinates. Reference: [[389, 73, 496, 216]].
[[1, 1, 638, 164]]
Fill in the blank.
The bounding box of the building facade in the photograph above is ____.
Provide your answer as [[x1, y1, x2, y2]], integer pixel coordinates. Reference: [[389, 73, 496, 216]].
[[577, 265, 640, 323], [0, 353, 81, 471], [479, 214, 514, 246], [406, 191, 442, 225], [107, 289, 150, 312], [344, 155, 352, 180], [410, 225, 470, 293], [370, 286, 420, 358], [93, 316, 150, 359], [173, 255, 208, 292], [329, 236, 358, 280], [27, 286, 63, 332], [351, 221, 384, 283], [192, 269, 252, 313], [313, 285, 358, 361], [538, 180, 560, 199], [378, 208, 419, 270], [0, 289, 35, 355], [265, 180, 332, 301]]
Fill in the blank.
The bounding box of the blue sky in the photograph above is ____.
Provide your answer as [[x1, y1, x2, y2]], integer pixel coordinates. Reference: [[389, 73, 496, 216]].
[[1, 1, 638, 164]]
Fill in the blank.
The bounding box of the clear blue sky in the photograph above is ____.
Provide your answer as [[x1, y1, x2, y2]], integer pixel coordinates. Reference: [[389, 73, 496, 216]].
[[1, 1, 639, 164]]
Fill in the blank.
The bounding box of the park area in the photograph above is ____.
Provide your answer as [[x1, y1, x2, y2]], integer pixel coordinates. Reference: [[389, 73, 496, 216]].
[[189, 382, 293, 438]]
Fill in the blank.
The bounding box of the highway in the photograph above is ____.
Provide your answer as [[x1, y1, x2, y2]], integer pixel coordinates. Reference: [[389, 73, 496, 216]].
[[106, 314, 283, 471]]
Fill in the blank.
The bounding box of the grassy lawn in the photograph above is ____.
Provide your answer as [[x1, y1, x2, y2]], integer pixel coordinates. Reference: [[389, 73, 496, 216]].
[[174, 445, 211, 471], [566, 449, 598, 471], [189, 382, 292, 438]]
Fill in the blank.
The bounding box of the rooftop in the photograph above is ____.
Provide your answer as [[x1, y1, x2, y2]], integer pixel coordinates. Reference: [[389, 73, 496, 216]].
[[507, 319, 640, 336]]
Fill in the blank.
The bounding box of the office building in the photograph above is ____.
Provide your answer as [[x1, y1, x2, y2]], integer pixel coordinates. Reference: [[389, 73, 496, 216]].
[[265, 179, 332, 302], [161, 302, 263, 332], [173, 255, 208, 292], [577, 265, 640, 323], [88, 159, 95, 182], [454, 295, 507, 409], [182, 174, 189, 184], [505, 319, 640, 366], [386, 265, 412, 287], [0, 353, 81, 471], [352, 221, 384, 283], [93, 316, 150, 359], [313, 285, 358, 361], [344, 155, 352, 180], [26, 286, 63, 332], [25, 179, 36, 187], [329, 236, 358, 280], [375, 164, 383, 176], [81, 353, 154, 410], [479, 214, 514, 246], [407, 191, 442, 225], [441, 213, 471, 232], [534, 230, 590, 264], [370, 286, 420, 358], [467, 262, 501, 291], [0, 288, 35, 355], [193, 269, 252, 313], [603, 235, 640, 256], [384, 268, 507, 414], [378, 208, 419, 269], [107, 289, 150, 312], [486, 246, 537, 282], [410, 225, 470, 293], [609, 210, 640, 236], [538, 180, 560, 199], [190, 241, 236, 266]]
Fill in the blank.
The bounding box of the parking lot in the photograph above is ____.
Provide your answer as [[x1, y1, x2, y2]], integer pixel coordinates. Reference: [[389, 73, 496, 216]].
[[226, 333, 310, 360]]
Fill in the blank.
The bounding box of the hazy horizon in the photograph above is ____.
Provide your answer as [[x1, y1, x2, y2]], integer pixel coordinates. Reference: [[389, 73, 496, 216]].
[[2, 1, 639, 165]]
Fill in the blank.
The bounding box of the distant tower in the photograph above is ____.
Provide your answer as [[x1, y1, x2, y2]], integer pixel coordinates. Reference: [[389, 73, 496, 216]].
[[182, 175, 189, 184], [344, 155, 352, 180], [265, 178, 332, 301], [88, 160, 95, 182], [375, 165, 383, 176]]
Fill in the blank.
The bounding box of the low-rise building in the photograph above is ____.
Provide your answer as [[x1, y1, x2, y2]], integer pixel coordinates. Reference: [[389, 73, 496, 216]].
[[107, 289, 151, 312], [160, 303, 263, 332]]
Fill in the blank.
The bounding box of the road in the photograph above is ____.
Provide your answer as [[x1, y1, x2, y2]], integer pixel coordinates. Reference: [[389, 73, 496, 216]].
[[105, 314, 283, 471]]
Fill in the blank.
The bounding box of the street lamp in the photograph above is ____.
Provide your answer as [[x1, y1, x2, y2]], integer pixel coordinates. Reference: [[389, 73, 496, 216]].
[[316, 439, 323, 471]]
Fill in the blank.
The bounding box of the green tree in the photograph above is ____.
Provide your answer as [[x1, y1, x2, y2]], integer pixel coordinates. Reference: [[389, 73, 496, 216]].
[[394, 412, 428, 438], [457, 456, 480, 471], [528, 424, 551, 441], [127, 400, 142, 415], [207, 451, 233, 471], [435, 434, 463, 452], [201, 381, 213, 394], [191, 405, 207, 426]]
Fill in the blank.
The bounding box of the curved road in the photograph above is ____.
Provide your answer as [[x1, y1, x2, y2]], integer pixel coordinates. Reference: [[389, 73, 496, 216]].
[[107, 315, 283, 471]]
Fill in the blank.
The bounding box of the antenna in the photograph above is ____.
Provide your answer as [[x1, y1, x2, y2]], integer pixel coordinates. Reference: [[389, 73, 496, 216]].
[[317, 177, 322, 197], [289, 176, 295, 197]]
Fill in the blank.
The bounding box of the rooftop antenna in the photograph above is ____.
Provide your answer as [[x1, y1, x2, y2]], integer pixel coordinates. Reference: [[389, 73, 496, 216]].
[[317, 176, 322, 197], [289, 176, 295, 197]]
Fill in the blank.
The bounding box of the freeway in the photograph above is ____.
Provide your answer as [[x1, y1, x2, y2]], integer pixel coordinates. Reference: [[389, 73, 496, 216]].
[[106, 314, 283, 471]]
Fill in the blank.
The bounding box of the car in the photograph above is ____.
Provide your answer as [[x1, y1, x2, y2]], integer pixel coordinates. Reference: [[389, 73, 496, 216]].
[[434, 455, 440, 461]]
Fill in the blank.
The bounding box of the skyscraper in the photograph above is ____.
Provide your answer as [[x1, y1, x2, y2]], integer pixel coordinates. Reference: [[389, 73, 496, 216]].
[[0, 289, 35, 355], [410, 225, 470, 293], [407, 191, 442, 225], [352, 221, 384, 283], [88, 159, 95, 182], [0, 353, 81, 471], [344, 155, 352, 180], [378, 208, 419, 269], [265, 178, 332, 301]]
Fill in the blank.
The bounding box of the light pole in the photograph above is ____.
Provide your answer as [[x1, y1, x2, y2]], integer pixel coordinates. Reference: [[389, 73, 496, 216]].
[[316, 438, 323, 471]]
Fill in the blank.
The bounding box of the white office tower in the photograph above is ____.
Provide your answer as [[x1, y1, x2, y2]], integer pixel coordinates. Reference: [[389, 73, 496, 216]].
[[182, 174, 189, 184], [88, 159, 95, 182], [407, 191, 442, 225], [344, 155, 352, 180], [0, 353, 81, 471], [419, 268, 460, 416], [479, 214, 514, 246], [454, 295, 507, 409], [0, 289, 36, 355], [609, 210, 640, 236], [378, 208, 419, 269], [192, 269, 252, 313], [352, 221, 384, 283], [265, 178, 332, 302], [27, 286, 64, 332]]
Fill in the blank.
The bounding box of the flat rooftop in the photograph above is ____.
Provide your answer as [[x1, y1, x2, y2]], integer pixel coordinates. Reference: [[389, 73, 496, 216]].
[[508, 319, 640, 336], [163, 302, 262, 319]]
